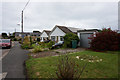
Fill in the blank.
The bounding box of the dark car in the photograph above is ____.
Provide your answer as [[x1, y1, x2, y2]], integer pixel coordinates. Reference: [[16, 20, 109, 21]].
[[44, 40, 51, 43], [0, 39, 12, 49], [51, 41, 64, 49]]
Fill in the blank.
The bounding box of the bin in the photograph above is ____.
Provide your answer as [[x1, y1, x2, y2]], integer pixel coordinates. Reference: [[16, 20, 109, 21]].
[[72, 40, 77, 48]]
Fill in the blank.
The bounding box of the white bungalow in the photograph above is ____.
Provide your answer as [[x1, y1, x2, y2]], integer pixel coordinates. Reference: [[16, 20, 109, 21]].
[[40, 30, 51, 42], [49, 25, 82, 42]]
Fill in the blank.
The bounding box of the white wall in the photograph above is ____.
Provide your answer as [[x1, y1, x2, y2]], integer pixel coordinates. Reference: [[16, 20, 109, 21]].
[[40, 32, 48, 37], [77, 33, 80, 39], [40, 31, 48, 42], [50, 27, 65, 36], [50, 27, 66, 42]]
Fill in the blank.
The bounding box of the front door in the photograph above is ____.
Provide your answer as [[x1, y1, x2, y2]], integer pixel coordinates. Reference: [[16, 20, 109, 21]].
[[56, 36, 58, 42]]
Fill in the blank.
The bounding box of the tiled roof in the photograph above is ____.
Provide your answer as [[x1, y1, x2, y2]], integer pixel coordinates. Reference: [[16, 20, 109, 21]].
[[43, 30, 51, 36], [57, 25, 72, 33], [55, 25, 82, 33]]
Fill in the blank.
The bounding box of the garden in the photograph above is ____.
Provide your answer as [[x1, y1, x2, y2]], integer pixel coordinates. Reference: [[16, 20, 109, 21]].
[[23, 28, 120, 79], [26, 50, 119, 78]]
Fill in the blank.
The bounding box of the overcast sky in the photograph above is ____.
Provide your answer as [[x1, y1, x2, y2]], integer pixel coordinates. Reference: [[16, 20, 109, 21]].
[[1, 1, 118, 33]]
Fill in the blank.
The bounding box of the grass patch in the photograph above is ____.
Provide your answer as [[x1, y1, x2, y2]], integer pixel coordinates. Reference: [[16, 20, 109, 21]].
[[26, 50, 118, 78]]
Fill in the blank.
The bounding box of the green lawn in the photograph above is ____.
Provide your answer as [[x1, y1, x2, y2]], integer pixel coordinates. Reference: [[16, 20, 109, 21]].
[[26, 50, 118, 78]]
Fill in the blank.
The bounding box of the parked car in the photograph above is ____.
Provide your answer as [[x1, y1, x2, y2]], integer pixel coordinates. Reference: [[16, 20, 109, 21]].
[[51, 41, 64, 49], [0, 39, 12, 49], [44, 40, 51, 43]]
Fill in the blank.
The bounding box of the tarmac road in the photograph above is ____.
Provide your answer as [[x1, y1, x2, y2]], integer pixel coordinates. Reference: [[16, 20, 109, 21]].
[[2, 41, 29, 78]]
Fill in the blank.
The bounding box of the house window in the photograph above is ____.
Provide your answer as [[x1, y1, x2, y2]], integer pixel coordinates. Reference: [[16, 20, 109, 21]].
[[51, 36, 55, 41], [60, 36, 64, 41]]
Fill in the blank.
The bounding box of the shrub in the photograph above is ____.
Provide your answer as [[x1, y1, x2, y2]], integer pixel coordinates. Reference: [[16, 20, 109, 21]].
[[32, 45, 43, 53], [63, 33, 79, 48], [38, 42, 46, 48], [13, 38, 17, 41], [89, 28, 120, 51], [56, 55, 87, 79], [38, 42, 45, 45], [21, 36, 32, 49], [23, 36, 30, 45], [47, 41, 55, 49], [21, 45, 32, 49]]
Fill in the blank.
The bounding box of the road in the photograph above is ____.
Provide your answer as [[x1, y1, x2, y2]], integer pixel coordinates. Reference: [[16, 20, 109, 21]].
[[2, 42, 29, 78]]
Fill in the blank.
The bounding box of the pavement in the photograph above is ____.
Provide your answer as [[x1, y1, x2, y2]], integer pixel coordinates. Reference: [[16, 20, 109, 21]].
[[1, 41, 14, 60], [2, 41, 29, 79], [0, 49, 10, 61]]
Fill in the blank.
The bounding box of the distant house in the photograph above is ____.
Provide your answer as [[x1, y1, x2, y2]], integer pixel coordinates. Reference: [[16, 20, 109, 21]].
[[49, 25, 82, 42], [77, 29, 99, 48], [30, 31, 41, 41], [30, 31, 41, 37], [40, 30, 51, 42], [14, 31, 41, 41], [15, 32, 31, 38]]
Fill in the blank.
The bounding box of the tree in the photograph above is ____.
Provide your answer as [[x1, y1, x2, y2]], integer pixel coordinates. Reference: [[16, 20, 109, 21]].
[[63, 33, 79, 48], [89, 28, 119, 51], [2, 33, 8, 38], [23, 36, 30, 46]]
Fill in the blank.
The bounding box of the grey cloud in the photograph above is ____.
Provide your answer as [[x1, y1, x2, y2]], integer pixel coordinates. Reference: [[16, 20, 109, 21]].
[[1, 2, 118, 33]]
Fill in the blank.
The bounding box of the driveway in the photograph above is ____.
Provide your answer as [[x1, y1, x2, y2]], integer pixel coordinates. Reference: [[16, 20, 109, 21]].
[[2, 41, 29, 78]]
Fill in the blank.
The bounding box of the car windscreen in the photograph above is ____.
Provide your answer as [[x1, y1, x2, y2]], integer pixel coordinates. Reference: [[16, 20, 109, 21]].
[[1, 40, 10, 43]]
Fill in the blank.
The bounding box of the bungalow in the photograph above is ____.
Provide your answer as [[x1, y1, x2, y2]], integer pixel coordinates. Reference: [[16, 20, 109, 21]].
[[40, 30, 51, 42], [49, 25, 82, 42], [14, 31, 41, 41]]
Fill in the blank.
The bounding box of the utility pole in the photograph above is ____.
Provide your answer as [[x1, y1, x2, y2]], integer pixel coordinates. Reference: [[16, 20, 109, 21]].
[[21, 0, 30, 44], [15, 28, 16, 32], [21, 10, 24, 43]]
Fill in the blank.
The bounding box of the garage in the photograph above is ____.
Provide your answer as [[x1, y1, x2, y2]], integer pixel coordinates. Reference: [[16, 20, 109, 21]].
[[80, 33, 92, 48], [77, 29, 99, 48]]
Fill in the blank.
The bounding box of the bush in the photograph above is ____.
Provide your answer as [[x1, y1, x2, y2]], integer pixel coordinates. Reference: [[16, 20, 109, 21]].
[[21, 45, 32, 49], [63, 33, 79, 48], [21, 36, 32, 49], [47, 41, 55, 49], [89, 28, 120, 51], [38, 42, 46, 48], [56, 55, 87, 79], [32, 45, 43, 53], [38, 42, 45, 45], [13, 38, 17, 41]]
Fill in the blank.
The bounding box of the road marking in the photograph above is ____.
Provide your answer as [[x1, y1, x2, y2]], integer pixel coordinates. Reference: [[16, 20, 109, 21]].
[[0, 49, 10, 60], [0, 72, 8, 79]]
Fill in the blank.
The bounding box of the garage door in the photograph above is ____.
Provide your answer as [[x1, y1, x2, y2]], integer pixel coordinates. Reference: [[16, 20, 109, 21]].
[[80, 33, 92, 48]]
